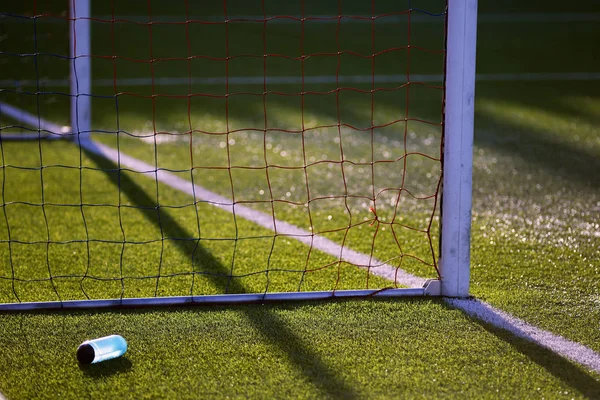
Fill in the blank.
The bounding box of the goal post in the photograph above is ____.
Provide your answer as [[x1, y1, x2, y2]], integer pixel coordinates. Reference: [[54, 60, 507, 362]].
[[0, 0, 477, 310], [440, 0, 478, 297], [70, 0, 92, 145]]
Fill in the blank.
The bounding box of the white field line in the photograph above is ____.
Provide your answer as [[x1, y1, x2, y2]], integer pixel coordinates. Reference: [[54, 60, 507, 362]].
[[446, 298, 600, 373], [0, 100, 426, 289], [3, 13, 600, 24], [2, 72, 600, 89], [0, 102, 71, 140], [2, 101, 600, 375], [80, 137, 428, 289]]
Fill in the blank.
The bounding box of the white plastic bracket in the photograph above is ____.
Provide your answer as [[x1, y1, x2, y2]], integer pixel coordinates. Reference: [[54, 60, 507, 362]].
[[423, 279, 442, 296]]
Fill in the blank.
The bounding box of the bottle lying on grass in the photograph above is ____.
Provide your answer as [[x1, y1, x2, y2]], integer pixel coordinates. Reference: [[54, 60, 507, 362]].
[[76, 335, 128, 364]]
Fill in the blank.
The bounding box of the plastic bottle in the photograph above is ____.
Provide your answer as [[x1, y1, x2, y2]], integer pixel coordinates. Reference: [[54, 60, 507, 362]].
[[76, 335, 128, 364]]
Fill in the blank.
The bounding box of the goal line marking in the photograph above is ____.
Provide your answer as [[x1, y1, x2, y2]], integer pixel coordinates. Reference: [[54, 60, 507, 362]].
[[446, 298, 600, 374], [2, 72, 600, 89], [1, 101, 599, 375]]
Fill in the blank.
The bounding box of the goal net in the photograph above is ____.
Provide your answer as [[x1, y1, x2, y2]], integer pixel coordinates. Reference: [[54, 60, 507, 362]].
[[0, 0, 476, 310]]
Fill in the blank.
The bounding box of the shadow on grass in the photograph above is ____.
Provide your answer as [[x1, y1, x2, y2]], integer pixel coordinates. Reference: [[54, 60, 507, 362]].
[[83, 148, 236, 296], [83, 149, 359, 399], [78, 357, 133, 377], [474, 82, 600, 189], [447, 301, 600, 399], [243, 305, 358, 399]]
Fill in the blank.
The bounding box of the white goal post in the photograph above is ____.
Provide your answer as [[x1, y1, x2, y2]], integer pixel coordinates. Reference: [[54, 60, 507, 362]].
[[0, 0, 477, 310], [440, 0, 477, 297]]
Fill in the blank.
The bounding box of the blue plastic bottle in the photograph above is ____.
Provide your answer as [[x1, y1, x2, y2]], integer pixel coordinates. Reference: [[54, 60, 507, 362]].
[[77, 335, 128, 364]]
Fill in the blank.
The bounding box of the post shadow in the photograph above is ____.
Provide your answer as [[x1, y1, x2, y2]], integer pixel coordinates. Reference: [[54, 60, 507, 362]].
[[83, 148, 359, 399], [82, 147, 237, 295], [442, 301, 600, 399]]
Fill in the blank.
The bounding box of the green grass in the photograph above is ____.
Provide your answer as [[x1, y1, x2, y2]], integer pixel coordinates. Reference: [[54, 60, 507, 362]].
[[1, 300, 599, 399], [0, 139, 398, 304], [1, 0, 600, 398], [469, 81, 600, 354]]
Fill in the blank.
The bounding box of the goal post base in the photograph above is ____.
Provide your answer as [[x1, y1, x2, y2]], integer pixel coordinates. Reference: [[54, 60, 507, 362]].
[[0, 281, 442, 311], [422, 279, 442, 296]]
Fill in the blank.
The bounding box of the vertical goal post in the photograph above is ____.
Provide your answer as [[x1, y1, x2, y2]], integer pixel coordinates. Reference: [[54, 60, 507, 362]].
[[0, 0, 477, 310], [70, 0, 92, 145], [440, 0, 478, 297]]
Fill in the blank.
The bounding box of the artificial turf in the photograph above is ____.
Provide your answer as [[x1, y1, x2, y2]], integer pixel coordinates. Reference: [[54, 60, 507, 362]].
[[1, 299, 599, 400], [1, 0, 600, 398], [0, 139, 399, 304]]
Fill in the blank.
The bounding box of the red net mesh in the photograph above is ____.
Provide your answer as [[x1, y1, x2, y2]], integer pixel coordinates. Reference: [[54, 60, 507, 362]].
[[0, 1, 447, 303]]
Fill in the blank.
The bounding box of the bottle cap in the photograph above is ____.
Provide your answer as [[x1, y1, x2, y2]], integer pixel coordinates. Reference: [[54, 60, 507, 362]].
[[76, 343, 95, 364]]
